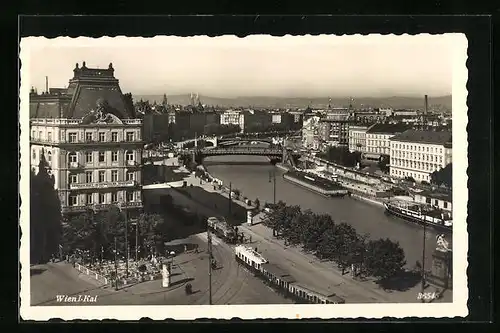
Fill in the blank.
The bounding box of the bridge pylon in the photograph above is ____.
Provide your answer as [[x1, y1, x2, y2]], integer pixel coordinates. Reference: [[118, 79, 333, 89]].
[[282, 148, 297, 169]]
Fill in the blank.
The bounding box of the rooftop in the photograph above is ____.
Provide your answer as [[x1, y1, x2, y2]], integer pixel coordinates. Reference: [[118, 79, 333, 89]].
[[366, 123, 411, 134], [390, 130, 452, 145], [30, 62, 134, 120]]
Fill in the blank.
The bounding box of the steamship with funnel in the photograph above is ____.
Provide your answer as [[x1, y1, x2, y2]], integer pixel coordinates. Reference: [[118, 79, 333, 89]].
[[383, 199, 452, 232]]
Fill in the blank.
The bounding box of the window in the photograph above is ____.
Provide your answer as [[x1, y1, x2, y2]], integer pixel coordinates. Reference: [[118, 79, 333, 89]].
[[68, 132, 77, 143], [32, 149, 36, 161], [434, 199, 439, 206], [85, 171, 93, 183], [68, 152, 77, 163], [444, 202, 448, 209], [111, 151, 118, 162], [69, 174, 77, 184], [86, 194, 93, 205], [47, 132, 52, 142], [111, 192, 118, 203], [85, 152, 93, 163], [126, 132, 134, 141], [98, 170, 105, 182], [99, 193, 105, 204], [39, 131, 43, 140], [111, 132, 118, 142], [126, 171, 134, 181], [47, 151, 52, 164], [32, 130, 35, 139], [126, 191, 134, 202], [99, 132, 106, 142], [126, 151, 134, 162], [86, 132, 93, 142], [111, 170, 118, 182], [69, 195, 78, 206], [98, 151, 105, 162]]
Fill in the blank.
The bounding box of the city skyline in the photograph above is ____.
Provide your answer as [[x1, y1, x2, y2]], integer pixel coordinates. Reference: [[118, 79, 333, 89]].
[[26, 35, 454, 98]]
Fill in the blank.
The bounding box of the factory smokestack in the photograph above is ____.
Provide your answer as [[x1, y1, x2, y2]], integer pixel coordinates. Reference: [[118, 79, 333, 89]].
[[45, 76, 49, 94], [424, 94, 428, 115]]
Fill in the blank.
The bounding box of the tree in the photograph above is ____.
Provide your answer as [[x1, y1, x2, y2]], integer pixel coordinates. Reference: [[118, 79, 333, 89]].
[[30, 152, 62, 264], [300, 212, 333, 253], [137, 213, 165, 257], [378, 155, 390, 173], [331, 223, 361, 275], [363, 238, 406, 280], [430, 163, 452, 188], [254, 198, 260, 210]]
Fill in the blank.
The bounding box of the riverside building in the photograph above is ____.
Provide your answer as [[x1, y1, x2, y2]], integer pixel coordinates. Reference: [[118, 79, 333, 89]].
[[29, 62, 144, 217], [389, 130, 452, 183]]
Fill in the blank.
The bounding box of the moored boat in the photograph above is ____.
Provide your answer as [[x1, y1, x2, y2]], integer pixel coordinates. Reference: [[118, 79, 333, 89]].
[[283, 170, 349, 197], [383, 199, 452, 231]]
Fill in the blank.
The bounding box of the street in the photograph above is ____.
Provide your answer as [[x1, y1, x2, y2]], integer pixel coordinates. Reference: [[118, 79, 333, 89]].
[[30, 233, 292, 306]]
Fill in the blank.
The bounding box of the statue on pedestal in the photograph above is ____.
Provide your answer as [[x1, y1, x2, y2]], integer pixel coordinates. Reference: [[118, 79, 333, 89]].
[[427, 233, 453, 289]]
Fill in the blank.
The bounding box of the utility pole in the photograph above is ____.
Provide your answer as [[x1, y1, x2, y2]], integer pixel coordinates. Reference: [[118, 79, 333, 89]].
[[269, 169, 276, 205], [421, 208, 427, 303], [208, 227, 213, 305], [135, 220, 139, 262], [120, 205, 129, 278], [114, 236, 118, 291], [228, 182, 232, 216]]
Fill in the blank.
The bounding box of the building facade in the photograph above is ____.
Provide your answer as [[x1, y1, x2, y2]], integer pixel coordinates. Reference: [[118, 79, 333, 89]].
[[348, 125, 369, 153], [317, 111, 351, 148], [30, 62, 143, 216], [364, 123, 410, 161], [389, 130, 452, 182], [302, 116, 321, 150]]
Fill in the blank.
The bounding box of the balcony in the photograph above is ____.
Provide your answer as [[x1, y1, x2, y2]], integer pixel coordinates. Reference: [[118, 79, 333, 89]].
[[126, 160, 140, 167], [69, 180, 137, 190], [62, 201, 143, 213], [68, 161, 83, 169]]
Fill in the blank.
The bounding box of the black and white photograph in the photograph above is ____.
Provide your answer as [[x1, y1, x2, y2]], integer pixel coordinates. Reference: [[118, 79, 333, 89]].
[[19, 34, 468, 320]]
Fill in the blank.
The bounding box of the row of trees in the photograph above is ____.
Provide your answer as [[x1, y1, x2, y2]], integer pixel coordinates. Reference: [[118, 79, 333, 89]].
[[318, 146, 362, 168], [62, 206, 167, 261], [244, 122, 293, 134], [263, 201, 407, 280], [430, 163, 452, 188], [203, 123, 241, 136]]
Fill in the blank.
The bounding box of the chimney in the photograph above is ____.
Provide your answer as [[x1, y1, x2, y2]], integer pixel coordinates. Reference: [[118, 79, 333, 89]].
[[45, 76, 49, 94], [424, 95, 428, 115]]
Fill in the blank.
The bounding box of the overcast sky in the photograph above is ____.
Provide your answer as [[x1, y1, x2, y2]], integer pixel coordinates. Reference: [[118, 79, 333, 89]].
[[25, 35, 456, 98]]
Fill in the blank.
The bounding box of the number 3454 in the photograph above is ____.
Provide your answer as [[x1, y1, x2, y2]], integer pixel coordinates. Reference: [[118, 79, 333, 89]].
[[417, 292, 438, 300]]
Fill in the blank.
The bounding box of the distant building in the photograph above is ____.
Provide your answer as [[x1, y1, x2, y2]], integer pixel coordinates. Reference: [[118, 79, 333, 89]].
[[364, 123, 411, 161], [302, 116, 321, 150], [30, 62, 143, 217], [316, 110, 351, 148], [348, 125, 369, 153], [389, 130, 452, 182], [414, 190, 452, 212]]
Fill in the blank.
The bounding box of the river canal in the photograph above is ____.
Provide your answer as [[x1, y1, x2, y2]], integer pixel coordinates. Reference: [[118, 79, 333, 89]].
[[205, 154, 440, 269]]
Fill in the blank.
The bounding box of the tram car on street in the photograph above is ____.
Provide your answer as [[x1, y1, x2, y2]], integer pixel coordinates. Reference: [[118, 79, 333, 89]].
[[234, 245, 345, 304], [207, 216, 237, 244]]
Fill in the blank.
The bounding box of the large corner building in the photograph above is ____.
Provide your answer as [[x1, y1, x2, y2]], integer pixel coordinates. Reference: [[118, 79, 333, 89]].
[[29, 62, 143, 217]]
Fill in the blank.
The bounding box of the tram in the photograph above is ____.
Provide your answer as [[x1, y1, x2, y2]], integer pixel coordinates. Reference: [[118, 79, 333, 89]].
[[207, 216, 237, 244], [234, 245, 345, 304]]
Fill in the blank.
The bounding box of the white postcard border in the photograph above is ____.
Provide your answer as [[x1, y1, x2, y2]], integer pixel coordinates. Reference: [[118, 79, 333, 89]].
[[19, 34, 469, 320]]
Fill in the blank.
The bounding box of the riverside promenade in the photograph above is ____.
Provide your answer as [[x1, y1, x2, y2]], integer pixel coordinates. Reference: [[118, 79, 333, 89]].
[[170, 164, 452, 303]]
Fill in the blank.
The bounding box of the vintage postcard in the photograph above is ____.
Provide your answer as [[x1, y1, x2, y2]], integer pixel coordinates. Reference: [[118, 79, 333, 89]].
[[19, 34, 468, 320]]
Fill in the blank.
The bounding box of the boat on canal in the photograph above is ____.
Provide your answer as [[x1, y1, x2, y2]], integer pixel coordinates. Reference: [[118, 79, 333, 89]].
[[383, 199, 452, 231], [282, 170, 349, 197]]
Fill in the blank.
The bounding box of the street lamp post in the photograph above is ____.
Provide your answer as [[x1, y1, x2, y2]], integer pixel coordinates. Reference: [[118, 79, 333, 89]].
[[269, 169, 276, 205], [208, 227, 213, 305], [118, 203, 129, 278], [421, 207, 427, 303], [228, 182, 232, 216], [114, 236, 118, 291]]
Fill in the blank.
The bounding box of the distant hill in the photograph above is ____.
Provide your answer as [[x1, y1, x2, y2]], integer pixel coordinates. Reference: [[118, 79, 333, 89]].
[[132, 94, 452, 110]]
